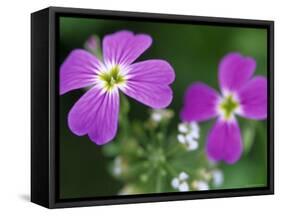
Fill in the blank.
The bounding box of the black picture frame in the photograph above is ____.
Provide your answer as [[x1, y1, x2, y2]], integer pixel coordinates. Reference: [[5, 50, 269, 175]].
[[31, 6, 274, 209]]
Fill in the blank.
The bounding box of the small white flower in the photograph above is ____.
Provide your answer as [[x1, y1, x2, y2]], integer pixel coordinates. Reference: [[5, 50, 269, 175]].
[[171, 171, 189, 192], [177, 122, 200, 151], [178, 123, 189, 133], [177, 134, 186, 144], [113, 157, 123, 176], [113, 166, 122, 176], [189, 122, 200, 139], [190, 122, 199, 134], [151, 112, 162, 122], [193, 180, 209, 191], [150, 109, 173, 123], [171, 178, 180, 188], [189, 129, 199, 139], [178, 182, 189, 192], [179, 171, 189, 180], [212, 170, 224, 186], [187, 138, 199, 151]]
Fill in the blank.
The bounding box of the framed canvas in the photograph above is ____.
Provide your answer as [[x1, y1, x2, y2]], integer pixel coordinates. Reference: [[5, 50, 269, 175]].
[[31, 6, 274, 208]]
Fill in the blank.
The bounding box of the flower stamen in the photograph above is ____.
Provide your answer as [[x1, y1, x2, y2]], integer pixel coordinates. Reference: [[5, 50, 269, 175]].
[[218, 94, 240, 120], [99, 65, 126, 92]]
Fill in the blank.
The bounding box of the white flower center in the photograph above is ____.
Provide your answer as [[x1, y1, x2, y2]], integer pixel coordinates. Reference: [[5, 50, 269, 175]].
[[218, 92, 241, 121], [97, 63, 128, 92]]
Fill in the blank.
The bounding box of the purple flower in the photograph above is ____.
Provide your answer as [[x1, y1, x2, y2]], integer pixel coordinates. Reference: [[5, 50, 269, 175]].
[[84, 35, 101, 58], [60, 30, 175, 145], [180, 53, 267, 164], [85, 35, 99, 52]]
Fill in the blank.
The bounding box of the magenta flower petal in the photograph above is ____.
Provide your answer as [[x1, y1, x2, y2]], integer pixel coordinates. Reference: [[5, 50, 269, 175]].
[[102, 30, 152, 65], [218, 53, 256, 92], [68, 86, 119, 145], [238, 76, 267, 120], [206, 119, 243, 164], [128, 60, 175, 84], [180, 83, 220, 122], [60, 49, 101, 95], [121, 60, 175, 108]]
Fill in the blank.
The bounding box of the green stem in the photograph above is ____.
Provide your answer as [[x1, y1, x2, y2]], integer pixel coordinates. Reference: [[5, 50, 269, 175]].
[[166, 143, 186, 158], [155, 169, 163, 193], [164, 163, 178, 177]]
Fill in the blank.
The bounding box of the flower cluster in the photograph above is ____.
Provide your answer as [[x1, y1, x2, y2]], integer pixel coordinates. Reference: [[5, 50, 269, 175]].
[[177, 122, 200, 151], [171, 168, 223, 192], [171, 172, 189, 192]]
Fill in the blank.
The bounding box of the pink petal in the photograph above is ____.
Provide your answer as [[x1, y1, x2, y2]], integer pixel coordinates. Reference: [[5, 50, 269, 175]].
[[68, 86, 119, 145], [206, 119, 243, 164], [127, 59, 175, 84], [180, 83, 220, 122], [102, 30, 152, 65], [121, 60, 175, 108], [238, 76, 267, 120], [60, 49, 101, 95], [218, 53, 256, 92]]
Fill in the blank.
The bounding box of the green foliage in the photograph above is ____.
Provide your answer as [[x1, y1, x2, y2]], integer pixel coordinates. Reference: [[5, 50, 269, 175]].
[[103, 105, 222, 194]]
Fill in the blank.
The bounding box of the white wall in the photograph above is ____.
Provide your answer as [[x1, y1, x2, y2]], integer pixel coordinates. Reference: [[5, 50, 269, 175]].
[[0, 0, 279, 214]]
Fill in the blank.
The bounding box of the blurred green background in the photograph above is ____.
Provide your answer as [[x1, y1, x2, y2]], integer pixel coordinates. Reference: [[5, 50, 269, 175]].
[[59, 16, 268, 199]]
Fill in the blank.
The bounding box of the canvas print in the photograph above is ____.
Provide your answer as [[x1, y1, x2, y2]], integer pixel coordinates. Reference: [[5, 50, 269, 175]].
[[58, 16, 268, 199]]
